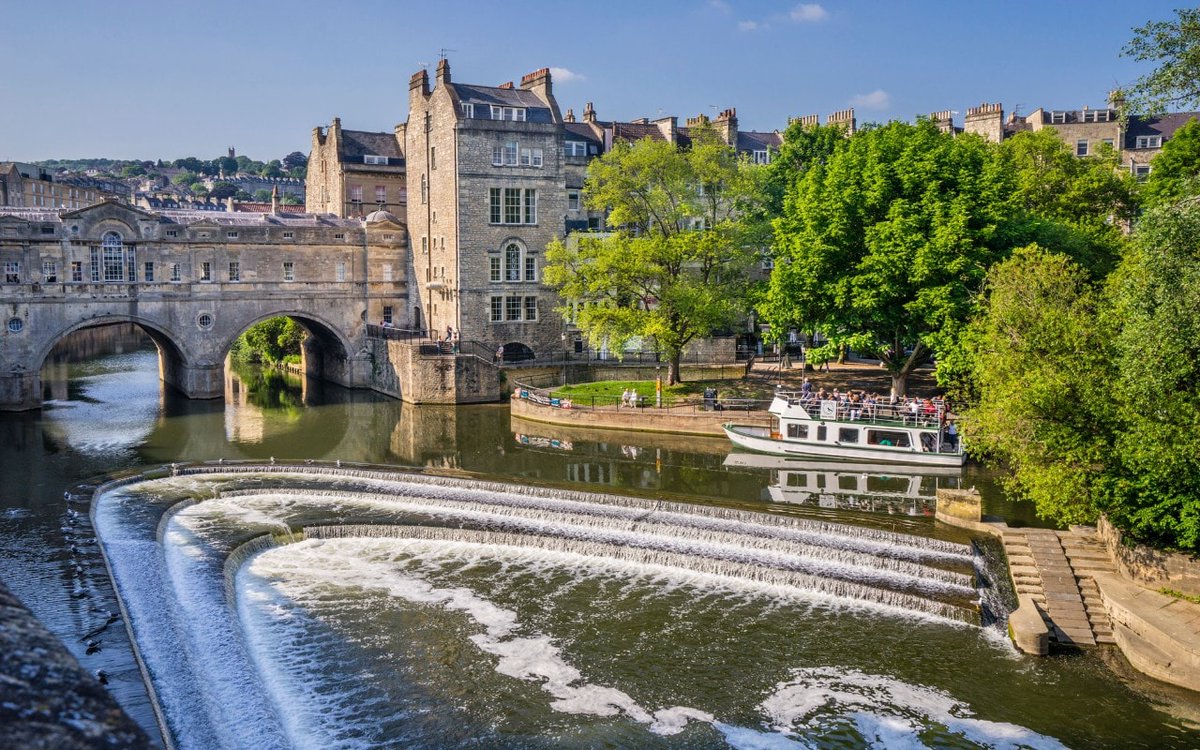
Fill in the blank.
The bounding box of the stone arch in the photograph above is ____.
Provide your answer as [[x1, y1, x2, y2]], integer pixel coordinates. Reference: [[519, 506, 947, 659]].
[[34, 315, 195, 402], [219, 309, 359, 387], [499, 341, 535, 363]]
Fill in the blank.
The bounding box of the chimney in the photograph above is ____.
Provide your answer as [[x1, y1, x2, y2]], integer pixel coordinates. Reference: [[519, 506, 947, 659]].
[[1107, 89, 1126, 112], [583, 101, 597, 123], [564, 108, 575, 123], [789, 114, 819, 128], [685, 114, 710, 128], [653, 115, 677, 142], [826, 108, 856, 136], [520, 67, 560, 120], [409, 68, 429, 94], [714, 107, 737, 145], [225, 196, 235, 212], [498, 81, 514, 89], [436, 58, 451, 86], [271, 185, 279, 215]]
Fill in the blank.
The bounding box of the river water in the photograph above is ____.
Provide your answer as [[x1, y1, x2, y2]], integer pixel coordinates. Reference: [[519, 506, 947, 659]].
[[1, 328, 1198, 749]]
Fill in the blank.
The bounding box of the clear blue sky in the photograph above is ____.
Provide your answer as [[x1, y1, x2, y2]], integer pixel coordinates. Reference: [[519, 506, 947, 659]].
[[1, 0, 1180, 162]]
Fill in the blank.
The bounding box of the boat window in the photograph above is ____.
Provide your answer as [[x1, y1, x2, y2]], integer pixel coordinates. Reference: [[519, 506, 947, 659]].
[[838, 474, 859, 491], [786, 423, 808, 439], [838, 427, 859, 443], [817, 425, 827, 441], [867, 429, 911, 448], [785, 473, 808, 488]]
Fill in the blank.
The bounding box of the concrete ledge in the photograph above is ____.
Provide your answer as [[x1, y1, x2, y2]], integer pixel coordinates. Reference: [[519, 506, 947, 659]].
[[510, 393, 770, 436], [1095, 572, 1200, 692], [1009, 594, 1051, 655]]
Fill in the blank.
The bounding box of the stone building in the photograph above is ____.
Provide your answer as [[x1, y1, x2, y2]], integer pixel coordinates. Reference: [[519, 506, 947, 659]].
[[959, 98, 1200, 180], [305, 118, 407, 219], [1, 163, 99, 210]]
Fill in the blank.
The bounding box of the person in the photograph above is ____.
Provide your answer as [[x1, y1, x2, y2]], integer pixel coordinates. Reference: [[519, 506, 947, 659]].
[[495, 344, 504, 363], [801, 379, 812, 396], [703, 387, 715, 411], [946, 421, 958, 451], [446, 325, 454, 341], [621, 388, 631, 408], [452, 329, 460, 354]]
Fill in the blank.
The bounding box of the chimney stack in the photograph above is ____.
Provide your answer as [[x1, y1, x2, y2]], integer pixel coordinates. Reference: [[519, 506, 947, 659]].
[[436, 58, 451, 86], [714, 107, 738, 145], [271, 185, 279, 215], [583, 101, 597, 124], [564, 108, 575, 123], [409, 68, 429, 94]]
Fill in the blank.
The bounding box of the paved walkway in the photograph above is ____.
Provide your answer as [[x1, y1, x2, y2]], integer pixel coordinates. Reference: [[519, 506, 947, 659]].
[[1003, 526, 1117, 647]]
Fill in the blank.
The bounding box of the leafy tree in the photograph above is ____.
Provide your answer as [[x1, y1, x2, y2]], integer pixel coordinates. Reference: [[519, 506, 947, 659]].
[[216, 156, 239, 176], [544, 123, 765, 384], [1104, 200, 1200, 548], [1121, 8, 1200, 114], [1142, 117, 1200, 206], [762, 120, 849, 218], [121, 163, 146, 177], [190, 184, 209, 198], [209, 182, 238, 200], [768, 120, 1016, 396], [172, 157, 205, 173], [171, 171, 199, 186], [281, 193, 303, 205], [261, 160, 283, 178], [283, 151, 308, 174], [961, 245, 1117, 526], [253, 189, 273, 203], [231, 317, 305, 365]]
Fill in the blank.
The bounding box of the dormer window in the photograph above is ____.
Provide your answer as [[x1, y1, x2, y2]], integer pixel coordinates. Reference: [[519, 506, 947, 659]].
[[364, 155, 388, 165], [461, 103, 475, 118], [752, 150, 771, 165], [1135, 135, 1163, 149], [1082, 110, 1112, 123], [1050, 111, 1067, 124], [490, 105, 526, 122], [565, 141, 587, 157]]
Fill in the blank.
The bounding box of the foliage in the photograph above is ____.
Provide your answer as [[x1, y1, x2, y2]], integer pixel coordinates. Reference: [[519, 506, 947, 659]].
[[281, 193, 303, 206], [230, 317, 305, 365], [1121, 8, 1200, 114], [190, 184, 209, 197], [120, 164, 145, 177], [283, 151, 308, 174], [766, 120, 1017, 396], [171, 171, 199, 186], [761, 121, 850, 217], [261, 160, 283, 178], [1104, 200, 1200, 549], [253, 189, 273, 203], [1142, 117, 1200, 206], [544, 123, 766, 384], [208, 182, 238, 200], [961, 245, 1117, 526]]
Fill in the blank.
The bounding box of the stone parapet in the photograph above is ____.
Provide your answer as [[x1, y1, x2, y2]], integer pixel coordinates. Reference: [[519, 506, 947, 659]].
[[369, 339, 501, 404], [1097, 515, 1200, 599]]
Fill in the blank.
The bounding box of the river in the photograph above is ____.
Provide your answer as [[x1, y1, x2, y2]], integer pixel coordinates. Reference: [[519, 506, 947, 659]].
[[0, 326, 1197, 748]]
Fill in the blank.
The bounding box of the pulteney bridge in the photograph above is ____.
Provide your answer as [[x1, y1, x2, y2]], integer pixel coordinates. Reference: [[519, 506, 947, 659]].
[[0, 200, 412, 411]]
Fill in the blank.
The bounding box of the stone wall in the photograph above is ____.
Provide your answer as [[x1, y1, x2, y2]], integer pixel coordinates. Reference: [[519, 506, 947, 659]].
[[369, 338, 501, 404], [1097, 515, 1200, 598], [0, 582, 151, 749], [510, 391, 770, 436]]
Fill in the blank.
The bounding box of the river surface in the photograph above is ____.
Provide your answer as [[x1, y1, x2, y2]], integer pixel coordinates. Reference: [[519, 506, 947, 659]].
[[1, 329, 1198, 749]]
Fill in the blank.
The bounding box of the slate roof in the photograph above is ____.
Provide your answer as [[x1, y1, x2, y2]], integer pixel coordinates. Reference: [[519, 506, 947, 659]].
[[737, 131, 783, 152], [455, 84, 555, 123], [610, 121, 666, 143], [563, 122, 602, 144], [338, 130, 403, 160], [1126, 112, 1200, 147]]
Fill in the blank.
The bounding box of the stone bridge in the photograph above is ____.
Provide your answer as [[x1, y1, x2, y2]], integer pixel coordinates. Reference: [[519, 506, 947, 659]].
[[0, 200, 411, 411]]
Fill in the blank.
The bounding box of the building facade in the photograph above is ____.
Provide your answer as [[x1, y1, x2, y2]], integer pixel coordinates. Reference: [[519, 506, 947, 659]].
[[305, 118, 407, 219], [1, 163, 99, 210]]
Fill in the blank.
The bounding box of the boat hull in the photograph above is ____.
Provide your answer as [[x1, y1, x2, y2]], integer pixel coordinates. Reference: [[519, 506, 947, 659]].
[[723, 424, 965, 467]]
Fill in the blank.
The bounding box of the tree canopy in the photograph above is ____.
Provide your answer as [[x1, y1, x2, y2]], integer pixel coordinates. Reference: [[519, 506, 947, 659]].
[[544, 123, 765, 384], [1121, 8, 1200, 114], [1142, 117, 1200, 206]]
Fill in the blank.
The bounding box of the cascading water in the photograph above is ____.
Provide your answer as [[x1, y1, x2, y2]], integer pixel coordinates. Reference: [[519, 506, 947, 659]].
[[92, 465, 1075, 750]]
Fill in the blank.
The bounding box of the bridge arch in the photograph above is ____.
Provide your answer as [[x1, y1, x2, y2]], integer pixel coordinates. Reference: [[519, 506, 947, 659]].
[[218, 309, 362, 389]]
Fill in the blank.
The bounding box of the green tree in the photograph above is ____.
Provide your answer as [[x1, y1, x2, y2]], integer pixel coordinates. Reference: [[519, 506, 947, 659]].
[[190, 183, 209, 198], [281, 193, 303, 206], [283, 151, 308, 176], [231, 317, 305, 365], [762, 120, 849, 217], [171, 171, 199, 186], [216, 155, 239, 176], [172, 157, 205, 173], [768, 120, 1016, 396], [1104, 200, 1200, 548], [544, 124, 765, 384], [121, 163, 145, 177], [1142, 117, 1200, 205], [961, 245, 1117, 526], [209, 182, 238, 200], [261, 160, 283, 178], [1121, 8, 1200, 114], [253, 189, 273, 203]]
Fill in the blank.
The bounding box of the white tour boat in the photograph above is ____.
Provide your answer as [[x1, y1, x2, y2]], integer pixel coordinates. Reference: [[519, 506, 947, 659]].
[[723, 391, 965, 467]]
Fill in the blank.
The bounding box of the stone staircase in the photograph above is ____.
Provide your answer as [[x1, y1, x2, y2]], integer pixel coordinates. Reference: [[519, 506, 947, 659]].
[[1001, 527, 1117, 648]]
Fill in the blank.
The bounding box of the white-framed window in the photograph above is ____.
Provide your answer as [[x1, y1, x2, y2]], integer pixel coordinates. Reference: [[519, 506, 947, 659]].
[[1050, 111, 1067, 124], [382, 264, 393, 282], [42, 260, 57, 283], [382, 305, 394, 324], [490, 105, 526, 121], [350, 185, 363, 203], [4, 261, 19, 283], [283, 261, 295, 281], [336, 261, 346, 282], [1134, 164, 1152, 181], [200, 261, 212, 282], [364, 154, 388, 165], [504, 141, 518, 166], [505, 243, 522, 281], [524, 296, 538, 321], [170, 263, 181, 282], [567, 191, 580, 211], [1102, 138, 1115, 148], [506, 188, 522, 224], [565, 141, 587, 157], [229, 261, 240, 282], [505, 295, 522, 321], [524, 189, 537, 224], [100, 231, 126, 282], [375, 185, 386, 204], [524, 255, 536, 282], [1076, 139, 1089, 156], [461, 103, 475, 118], [490, 296, 503, 322], [71, 261, 82, 282], [490, 256, 502, 282], [1135, 135, 1163, 149], [753, 150, 771, 164]]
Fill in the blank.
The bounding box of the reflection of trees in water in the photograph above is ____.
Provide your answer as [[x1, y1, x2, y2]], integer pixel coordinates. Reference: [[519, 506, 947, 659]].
[[228, 360, 304, 413]]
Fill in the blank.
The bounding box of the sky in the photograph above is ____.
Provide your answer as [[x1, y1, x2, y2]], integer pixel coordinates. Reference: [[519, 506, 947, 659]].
[[0, 0, 1182, 163]]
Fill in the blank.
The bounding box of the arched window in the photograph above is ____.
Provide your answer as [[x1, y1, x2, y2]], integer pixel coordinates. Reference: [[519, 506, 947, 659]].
[[505, 242, 521, 281], [95, 231, 129, 282]]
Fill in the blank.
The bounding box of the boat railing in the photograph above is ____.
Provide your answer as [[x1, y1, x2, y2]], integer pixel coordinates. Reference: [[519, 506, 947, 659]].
[[774, 391, 960, 429]]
